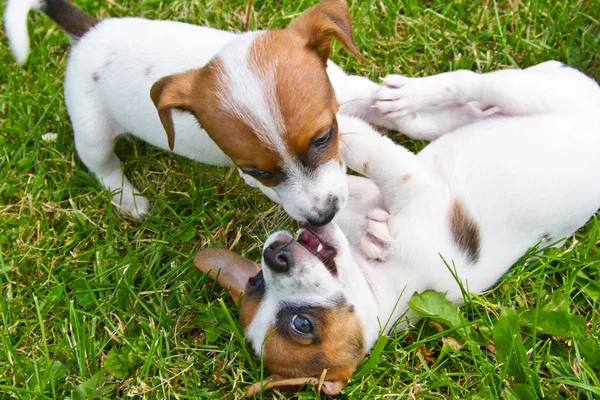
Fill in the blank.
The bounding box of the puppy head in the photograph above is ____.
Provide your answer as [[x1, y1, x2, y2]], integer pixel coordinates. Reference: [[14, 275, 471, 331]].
[[151, 0, 362, 225], [195, 223, 379, 396]]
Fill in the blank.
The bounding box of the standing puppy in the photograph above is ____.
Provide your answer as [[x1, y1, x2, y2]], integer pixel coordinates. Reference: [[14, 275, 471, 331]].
[[196, 61, 600, 395], [4, 0, 373, 224]]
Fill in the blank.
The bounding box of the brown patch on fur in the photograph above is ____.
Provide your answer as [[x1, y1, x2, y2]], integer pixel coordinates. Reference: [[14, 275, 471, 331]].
[[287, 0, 363, 63], [402, 173, 412, 182], [248, 29, 342, 171], [261, 300, 365, 383], [150, 60, 284, 184], [240, 292, 263, 329], [194, 248, 260, 305], [449, 199, 481, 263]]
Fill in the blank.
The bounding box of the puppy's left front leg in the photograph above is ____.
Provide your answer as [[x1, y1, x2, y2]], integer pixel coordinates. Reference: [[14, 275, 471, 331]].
[[338, 115, 437, 214]]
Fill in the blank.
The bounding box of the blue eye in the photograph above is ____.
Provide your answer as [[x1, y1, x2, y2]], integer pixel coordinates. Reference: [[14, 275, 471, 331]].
[[291, 314, 313, 335]]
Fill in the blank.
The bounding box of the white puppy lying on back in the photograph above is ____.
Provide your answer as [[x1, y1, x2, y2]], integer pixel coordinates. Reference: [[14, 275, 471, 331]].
[[196, 61, 600, 395]]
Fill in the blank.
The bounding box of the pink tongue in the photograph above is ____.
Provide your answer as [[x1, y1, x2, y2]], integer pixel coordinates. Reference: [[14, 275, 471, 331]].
[[299, 230, 320, 252]]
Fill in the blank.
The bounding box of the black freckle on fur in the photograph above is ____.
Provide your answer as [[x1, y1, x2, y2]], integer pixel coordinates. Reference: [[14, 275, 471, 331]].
[[314, 282, 320, 288], [348, 304, 354, 313], [92, 72, 100, 82], [144, 66, 154, 76], [104, 60, 113, 68]]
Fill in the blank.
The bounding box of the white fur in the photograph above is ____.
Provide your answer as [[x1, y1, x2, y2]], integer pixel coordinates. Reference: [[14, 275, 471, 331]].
[[4, 0, 43, 64], [4, 1, 361, 222], [250, 61, 600, 354]]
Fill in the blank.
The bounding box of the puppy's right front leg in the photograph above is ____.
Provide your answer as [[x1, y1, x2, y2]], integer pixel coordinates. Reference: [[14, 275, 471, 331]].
[[338, 115, 437, 214]]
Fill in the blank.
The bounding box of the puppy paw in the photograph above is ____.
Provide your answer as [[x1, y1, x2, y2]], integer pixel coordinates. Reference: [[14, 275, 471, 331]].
[[373, 75, 432, 120], [360, 208, 395, 262], [112, 193, 150, 219]]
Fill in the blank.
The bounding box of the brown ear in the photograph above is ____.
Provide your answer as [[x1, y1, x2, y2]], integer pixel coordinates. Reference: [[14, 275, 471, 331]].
[[245, 375, 347, 397], [194, 248, 260, 305], [150, 69, 199, 151], [288, 0, 363, 63]]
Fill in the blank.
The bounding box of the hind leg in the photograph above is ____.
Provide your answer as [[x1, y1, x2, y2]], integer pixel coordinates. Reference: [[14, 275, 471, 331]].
[[70, 101, 149, 218]]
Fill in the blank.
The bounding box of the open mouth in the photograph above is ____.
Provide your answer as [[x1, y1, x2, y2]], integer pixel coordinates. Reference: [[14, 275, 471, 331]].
[[296, 226, 338, 276]]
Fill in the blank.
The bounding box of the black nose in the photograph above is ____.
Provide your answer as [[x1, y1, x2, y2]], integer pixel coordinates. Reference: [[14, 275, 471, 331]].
[[263, 240, 293, 273], [307, 196, 339, 226]]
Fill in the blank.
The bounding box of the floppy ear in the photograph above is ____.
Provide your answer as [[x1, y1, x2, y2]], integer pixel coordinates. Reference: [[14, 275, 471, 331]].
[[194, 248, 260, 305], [245, 375, 347, 397], [150, 69, 199, 151], [288, 0, 363, 63]]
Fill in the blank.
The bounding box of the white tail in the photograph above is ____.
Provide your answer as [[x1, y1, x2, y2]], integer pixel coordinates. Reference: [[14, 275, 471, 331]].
[[4, 0, 44, 65]]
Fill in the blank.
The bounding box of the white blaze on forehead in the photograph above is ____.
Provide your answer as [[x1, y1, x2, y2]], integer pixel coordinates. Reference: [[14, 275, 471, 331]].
[[215, 31, 286, 154]]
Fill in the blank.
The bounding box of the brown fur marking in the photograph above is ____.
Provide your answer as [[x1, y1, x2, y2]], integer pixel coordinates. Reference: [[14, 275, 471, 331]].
[[449, 199, 480, 263], [261, 300, 365, 383]]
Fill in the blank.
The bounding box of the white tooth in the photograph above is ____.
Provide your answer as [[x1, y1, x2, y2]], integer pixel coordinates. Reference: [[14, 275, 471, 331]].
[[317, 243, 323, 252]]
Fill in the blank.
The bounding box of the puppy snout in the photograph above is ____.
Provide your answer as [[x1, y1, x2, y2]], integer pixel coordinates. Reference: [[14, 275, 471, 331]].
[[307, 195, 340, 226], [263, 240, 293, 273]]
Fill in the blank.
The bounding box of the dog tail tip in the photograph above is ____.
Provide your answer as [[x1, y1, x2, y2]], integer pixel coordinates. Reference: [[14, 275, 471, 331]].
[[4, 0, 44, 65]]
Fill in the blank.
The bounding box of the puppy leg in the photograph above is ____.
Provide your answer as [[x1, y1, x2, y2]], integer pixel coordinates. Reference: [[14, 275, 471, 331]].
[[327, 62, 399, 130], [375, 61, 599, 132], [338, 115, 440, 215], [71, 104, 149, 218]]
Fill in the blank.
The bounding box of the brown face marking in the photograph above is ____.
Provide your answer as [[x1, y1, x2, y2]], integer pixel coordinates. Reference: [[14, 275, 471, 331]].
[[449, 199, 481, 263], [261, 300, 365, 382], [151, 59, 285, 186], [248, 30, 342, 171], [240, 281, 265, 329]]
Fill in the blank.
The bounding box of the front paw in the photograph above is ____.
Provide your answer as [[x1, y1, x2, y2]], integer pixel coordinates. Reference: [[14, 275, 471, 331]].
[[113, 192, 150, 219], [360, 208, 395, 262], [373, 75, 431, 120]]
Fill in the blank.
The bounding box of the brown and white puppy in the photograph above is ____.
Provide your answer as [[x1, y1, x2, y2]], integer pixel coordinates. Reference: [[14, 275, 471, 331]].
[[5, 0, 381, 224], [195, 61, 600, 395]]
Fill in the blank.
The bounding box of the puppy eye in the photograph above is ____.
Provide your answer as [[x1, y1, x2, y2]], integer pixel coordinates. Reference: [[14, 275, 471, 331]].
[[248, 270, 264, 289], [312, 123, 335, 148], [291, 314, 313, 335], [242, 168, 273, 180]]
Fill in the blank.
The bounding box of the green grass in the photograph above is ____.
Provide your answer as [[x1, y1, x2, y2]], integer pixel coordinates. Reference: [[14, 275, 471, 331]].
[[1, 0, 599, 398]]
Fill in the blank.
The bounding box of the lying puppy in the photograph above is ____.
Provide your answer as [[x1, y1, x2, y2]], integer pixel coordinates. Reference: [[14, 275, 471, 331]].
[[195, 61, 600, 395], [4, 0, 382, 224]]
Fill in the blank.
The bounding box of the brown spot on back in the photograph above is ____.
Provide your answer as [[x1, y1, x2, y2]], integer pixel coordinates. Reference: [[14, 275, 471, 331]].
[[261, 300, 365, 382], [402, 173, 412, 182], [449, 199, 480, 263]]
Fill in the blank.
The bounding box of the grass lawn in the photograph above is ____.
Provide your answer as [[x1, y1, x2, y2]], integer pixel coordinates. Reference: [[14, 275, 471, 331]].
[[1, 0, 599, 398]]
